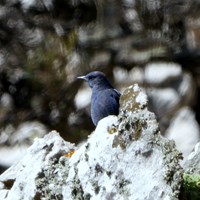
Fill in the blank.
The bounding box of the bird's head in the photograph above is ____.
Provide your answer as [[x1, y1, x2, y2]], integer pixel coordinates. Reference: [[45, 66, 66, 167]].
[[77, 71, 112, 89]]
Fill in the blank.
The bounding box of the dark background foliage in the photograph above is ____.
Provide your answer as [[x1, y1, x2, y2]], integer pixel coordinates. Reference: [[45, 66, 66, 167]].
[[0, 0, 200, 145]]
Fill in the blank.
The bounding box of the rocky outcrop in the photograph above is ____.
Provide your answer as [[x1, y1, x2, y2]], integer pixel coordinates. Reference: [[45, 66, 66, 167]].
[[0, 84, 183, 200], [182, 142, 200, 200], [1, 0, 200, 170]]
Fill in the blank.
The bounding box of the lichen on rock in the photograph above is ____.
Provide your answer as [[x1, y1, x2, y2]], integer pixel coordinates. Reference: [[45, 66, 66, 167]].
[[182, 142, 200, 199], [119, 84, 148, 112], [113, 84, 183, 199], [0, 131, 75, 200], [35, 156, 69, 199], [63, 84, 183, 199], [0, 84, 183, 200], [113, 84, 149, 149]]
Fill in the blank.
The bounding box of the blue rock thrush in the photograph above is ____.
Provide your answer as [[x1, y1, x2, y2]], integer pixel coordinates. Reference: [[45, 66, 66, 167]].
[[77, 71, 121, 126]]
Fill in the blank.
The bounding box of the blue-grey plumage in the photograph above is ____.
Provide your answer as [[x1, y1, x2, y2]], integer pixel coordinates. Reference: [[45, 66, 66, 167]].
[[77, 71, 121, 126]]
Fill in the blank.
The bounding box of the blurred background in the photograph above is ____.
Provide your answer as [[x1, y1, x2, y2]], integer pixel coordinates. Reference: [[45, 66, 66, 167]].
[[0, 0, 200, 172]]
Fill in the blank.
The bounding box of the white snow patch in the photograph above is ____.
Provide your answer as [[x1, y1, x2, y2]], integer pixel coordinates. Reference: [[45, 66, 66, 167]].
[[10, 121, 47, 144], [131, 84, 148, 106], [113, 67, 129, 83], [129, 67, 144, 83], [113, 67, 144, 85], [64, 113, 176, 199], [133, 84, 139, 92], [187, 143, 200, 161], [144, 62, 182, 84], [147, 88, 180, 117], [0, 121, 47, 168], [75, 87, 91, 109], [0, 146, 28, 167], [0, 111, 181, 199], [136, 89, 148, 105], [0, 131, 74, 200], [0, 93, 13, 108], [165, 107, 200, 161]]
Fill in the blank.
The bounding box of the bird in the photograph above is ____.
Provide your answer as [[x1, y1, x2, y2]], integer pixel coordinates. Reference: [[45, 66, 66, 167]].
[[77, 71, 121, 126]]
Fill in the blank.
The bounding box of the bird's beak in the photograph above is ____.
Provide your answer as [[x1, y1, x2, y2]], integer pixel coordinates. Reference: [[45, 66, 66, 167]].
[[77, 76, 87, 81]]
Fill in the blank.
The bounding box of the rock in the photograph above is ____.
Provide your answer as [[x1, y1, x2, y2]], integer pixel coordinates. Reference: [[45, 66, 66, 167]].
[[0, 84, 183, 200], [0, 121, 47, 169], [0, 131, 75, 200], [113, 64, 199, 165], [183, 142, 200, 175], [182, 142, 200, 200], [165, 107, 200, 162]]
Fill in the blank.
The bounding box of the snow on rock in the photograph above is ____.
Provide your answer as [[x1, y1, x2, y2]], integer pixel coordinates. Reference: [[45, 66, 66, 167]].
[[0, 84, 183, 200], [120, 84, 148, 112], [182, 142, 200, 200], [64, 84, 183, 200], [165, 107, 200, 163], [0, 146, 28, 168], [183, 142, 200, 175], [0, 131, 75, 200], [0, 121, 47, 168], [10, 121, 47, 144]]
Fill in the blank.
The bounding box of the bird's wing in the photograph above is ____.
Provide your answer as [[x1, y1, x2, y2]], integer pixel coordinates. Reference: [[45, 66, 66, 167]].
[[91, 88, 121, 125], [112, 89, 121, 102], [92, 89, 120, 115]]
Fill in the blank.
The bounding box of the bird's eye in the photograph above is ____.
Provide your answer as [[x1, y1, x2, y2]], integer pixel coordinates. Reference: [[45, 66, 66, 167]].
[[88, 76, 95, 80]]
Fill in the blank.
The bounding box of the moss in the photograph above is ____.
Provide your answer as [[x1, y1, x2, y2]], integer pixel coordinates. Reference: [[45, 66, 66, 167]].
[[182, 173, 200, 200]]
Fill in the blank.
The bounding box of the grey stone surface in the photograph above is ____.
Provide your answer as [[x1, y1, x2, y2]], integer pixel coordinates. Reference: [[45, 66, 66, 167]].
[[0, 85, 183, 200], [183, 142, 200, 174]]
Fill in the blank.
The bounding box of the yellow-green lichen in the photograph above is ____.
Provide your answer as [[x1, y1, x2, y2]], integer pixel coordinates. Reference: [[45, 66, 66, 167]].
[[107, 125, 118, 134], [112, 134, 126, 149], [119, 85, 146, 113], [112, 115, 144, 149], [112, 85, 147, 149]]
